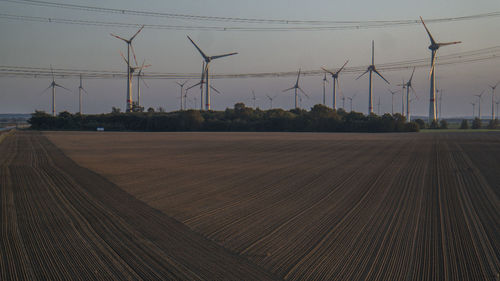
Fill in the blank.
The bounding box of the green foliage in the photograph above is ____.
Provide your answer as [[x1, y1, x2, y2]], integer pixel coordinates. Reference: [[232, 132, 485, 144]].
[[429, 120, 439, 129], [472, 117, 482, 129], [460, 119, 469, 129], [487, 119, 499, 129], [28, 104, 421, 133], [414, 119, 426, 129]]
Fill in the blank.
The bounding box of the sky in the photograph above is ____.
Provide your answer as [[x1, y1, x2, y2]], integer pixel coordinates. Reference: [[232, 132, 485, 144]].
[[1, 0, 500, 117]]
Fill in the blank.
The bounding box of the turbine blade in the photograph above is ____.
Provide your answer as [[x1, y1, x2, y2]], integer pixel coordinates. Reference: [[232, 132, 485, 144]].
[[210, 85, 221, 94], [373, 69, 390, 84], [429, 51, 438, 78], [142, 78, 150, 88], [81, 87, 89, 94], [187, 82, 201, 90], [211, 52, 238, 60], [55, 83, 71, 92], [130, 44, 138, 66], [296, 68, 301, 85], [298, 87, 309, 98], [50, 64, 55, 81], [336, 60, 349, 74], [321, 67, 335, 76], [129, 25, 145, 41], [419, 16, 437, 45], [187, 36, 209, 60], [120, 51, 129, 65], [356, 69, 369, 80], [40, 85, 52, 95], [438, 41, 462, 47], [110, 33, 128, 42], [409, 67, 416, 82], [371, 40, 375, 65], [283, 86, 295, 92]]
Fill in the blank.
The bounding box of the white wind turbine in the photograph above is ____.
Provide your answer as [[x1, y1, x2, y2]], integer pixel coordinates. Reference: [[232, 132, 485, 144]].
[[489, 81, 500, 120], [420, 16, 461, 123], [397, 79, 406, 116], [41, 66, 71, 117], [265, 94, 277, 109], [387, 89, 399, 115], [403, 67, 417, 121], [111, 25, 144, 112], [474, 90, 485, 120], [356, 41, 389, 114], [186, 61, 206, 110], [322, 60, 348, 110], [119, 53, 150, 112], [283, 69, 308, 109], [471, 102, 476, 118], [322, 73, 328, 106], [187, 36, 237, 111], [176, 80, 188, 110], [347, 94, 356, 112], [77, 74, 88, 115]]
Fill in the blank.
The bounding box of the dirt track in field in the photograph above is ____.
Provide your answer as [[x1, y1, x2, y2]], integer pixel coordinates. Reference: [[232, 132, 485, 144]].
[[41, 131, 500, 281], [0, 131, 280, 281]]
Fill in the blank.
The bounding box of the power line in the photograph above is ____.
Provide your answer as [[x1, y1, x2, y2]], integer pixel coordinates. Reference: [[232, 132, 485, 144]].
[[1, 46, 499, 79], [1, 0, 500, 29]]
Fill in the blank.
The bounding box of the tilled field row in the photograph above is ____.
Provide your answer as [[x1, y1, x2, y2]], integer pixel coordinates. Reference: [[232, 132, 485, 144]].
[[0, 131, 280, 281], [44, 131, 500, 281]]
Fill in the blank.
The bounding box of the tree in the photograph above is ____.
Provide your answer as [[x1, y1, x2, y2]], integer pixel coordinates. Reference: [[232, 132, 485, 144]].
[[429, 120, 439, 129], [460, 119, 469, 129], [414, 118, 425, 129], [472, 117, 481, 129], [487, 119, 499, 129], [147, 107, 155, 113], [439, 119, 448, 129], [111, 107, 121, 114]]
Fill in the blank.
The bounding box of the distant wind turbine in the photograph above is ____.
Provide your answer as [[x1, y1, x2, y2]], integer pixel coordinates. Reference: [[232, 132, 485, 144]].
[[136, 60, 150, 110], [322, 60, 348, 110], [387, 89, 399, 115], [119, 53, 150, 112], [41, 65, 71, 117], [283, 69, 308, 109], [403, 67, 417, 121], [187, 35, 237, 110], [474, 90, 485, 120], [78, 74, 88, 115], [420, 16, 461, 123], [397, 79, 406, 116], [322, 73, 328, 106], [471, 102, 476, 118], [111, 25, 144, 112], [176, 80, 188, 110], [347, 94, 356, 112], [265, 94, 277, 109], [489, 81, 500, 120], [356, 41, 389, 114]]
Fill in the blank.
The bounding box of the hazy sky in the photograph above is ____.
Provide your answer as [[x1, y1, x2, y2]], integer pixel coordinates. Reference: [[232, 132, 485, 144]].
[[1, 0, 500, 117]]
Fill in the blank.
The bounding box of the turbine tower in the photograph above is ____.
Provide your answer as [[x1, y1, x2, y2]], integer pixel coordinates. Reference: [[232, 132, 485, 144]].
[[474, 90, 485, 120], [283, 69, 308, 109], [397, 79, 406, 116], [356, 41, 389, 114], [347, 94, 356, 112], [176, 80, 188, 110], [78, 74, 88, 115], [404, 67, 417, 122], [471, 102, 476, 118], [111, 25, 144, 112], [187, 36, 237, 111], [41, 66, 71, 117], [187, 61, 221, 110], [120, 53, 150, 112], [322, 73, 328, 106], [420, 16, 461, 123], [489, 81, 500, 120], [322, 60, 348, 110]]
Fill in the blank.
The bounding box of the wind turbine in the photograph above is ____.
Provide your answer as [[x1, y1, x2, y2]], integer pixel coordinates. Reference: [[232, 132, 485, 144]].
[[471, 102, 476, 118], [403, 67, 417, 121], [283, 69, 308, 109], [41, 66, 71, 116], [397, 79, 406, 116], [78, 74, 88, 115], [265, 94, 277, 109], [489, 81, 500, 120], [187, 36, 237, 110], [342, 95, 346, 109], [347, 94, 356, 112], [176, 80, 188, 110], [356, 41, 389, 114], [474, 90, 485, 120], [120, 53, 150, 112], [322, 60, 348, 110], [251, 90, 257, 108], [186, 61, 206, 110], [420, 16, 461, 123], [111, 25, 144, 112], [136, 60, 150, 111], [387, 89, 399, 115], [322, 73, 328, 106]]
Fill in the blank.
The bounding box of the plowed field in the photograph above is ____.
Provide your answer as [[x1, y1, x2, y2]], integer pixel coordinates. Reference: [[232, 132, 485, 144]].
[[2, 131, 499, 280]]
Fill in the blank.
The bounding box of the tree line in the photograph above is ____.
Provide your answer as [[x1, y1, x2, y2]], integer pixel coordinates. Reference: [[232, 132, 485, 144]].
[[29, 103, 421, 132]]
